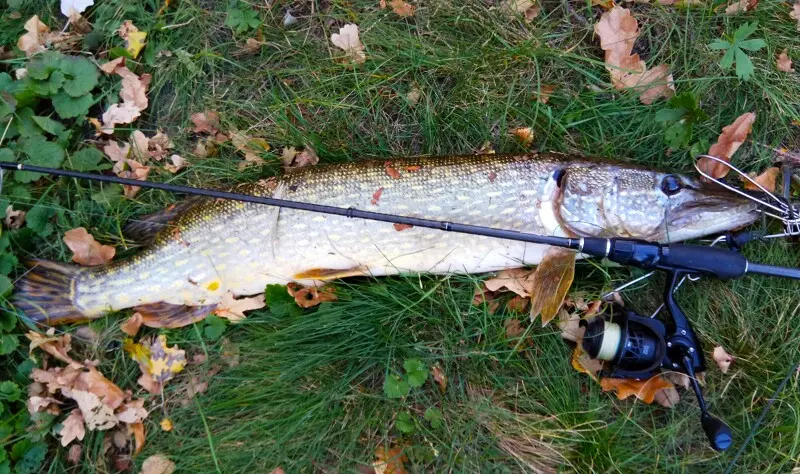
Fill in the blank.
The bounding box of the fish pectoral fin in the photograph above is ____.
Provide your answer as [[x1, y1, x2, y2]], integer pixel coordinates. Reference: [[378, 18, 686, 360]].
[[134, 302, 218, 329], [293, 266, 370, 281], [123, 196, 204, 245], [528, 247, 576, 326]]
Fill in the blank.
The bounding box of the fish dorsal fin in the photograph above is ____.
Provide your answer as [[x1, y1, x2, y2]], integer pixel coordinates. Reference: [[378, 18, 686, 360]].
[[123, 196, 204, 245], [134, 302, 218, 328], [528, 247, 576, 326]]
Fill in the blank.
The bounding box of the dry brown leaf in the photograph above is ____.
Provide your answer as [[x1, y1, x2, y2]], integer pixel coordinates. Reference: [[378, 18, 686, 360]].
[[287, 283, 338, 308], [725, 0, 758, 14], [140, 454, 175, 474], [331, 24, 367, 64], [67, 444, 83, 464], [214, 292, 266, 322], [103, 141, 131, 172], [27, 331, 75, 364], [744, 167, 780, 193], [373, 446, 408, 474], [4, 205, 26, 229], [100, 57, 125, 74], [388, 0, 415, 17], [505, 295, 530, 313], [595, 6, 639, 65], [558, 309, 582, 342], [592, 0, 615, 9], [99, 68, 152, 134], [570, 344, 604, 382], [191, 111, 222, 135], [505, 0, 541, 22], [70, 389, 118, 430], [17, 16, 49, 56], [713, 346, 733, 374], [59, 408, 86, 446], [599, 374, 674, 404], [117, 20, 147, 58], [132, 422, 145, 454], [282, 145, 319, 169], [101, 103, 142, 134], [484, 268, 536, 298], [778, 49, 794, 73], [698, 112, 756, 179], [792, 2, 800, 31], [633, 63, 676, 105], [231, 131, 270, 166], [511, 127, 534, 147], [121, 313, 143, 336], [63, 227, 115, 266], [431, 365, 447, 393], [269, 468, 285, 474], [535, 84, 556, 104], [654, 386, 680, 408], [472, 286, 500, 314], [119, 161, 151, 199], [27, 395, 61, 414], [130, 130, 174, 162], [528, 248, 576, 325], [406, 86, 421, 105], [116, 399, 148, 424]]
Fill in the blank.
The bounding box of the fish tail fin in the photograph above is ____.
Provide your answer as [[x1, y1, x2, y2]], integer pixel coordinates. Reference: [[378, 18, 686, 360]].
[[12, 259, 89, 326]]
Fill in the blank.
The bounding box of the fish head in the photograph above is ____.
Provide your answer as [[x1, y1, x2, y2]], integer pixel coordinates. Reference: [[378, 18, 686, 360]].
[[557, 166, 760, 242]]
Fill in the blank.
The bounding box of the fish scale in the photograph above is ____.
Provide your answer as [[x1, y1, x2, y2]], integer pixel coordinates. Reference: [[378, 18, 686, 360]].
[[12, 153, 759, 326]]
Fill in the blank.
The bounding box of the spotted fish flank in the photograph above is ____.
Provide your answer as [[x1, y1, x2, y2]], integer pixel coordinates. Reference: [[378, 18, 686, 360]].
[[12, 153, 759, 326]]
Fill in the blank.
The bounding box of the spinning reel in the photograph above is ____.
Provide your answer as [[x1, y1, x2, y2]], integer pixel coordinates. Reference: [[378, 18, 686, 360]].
[[580, 270, 732, 451]]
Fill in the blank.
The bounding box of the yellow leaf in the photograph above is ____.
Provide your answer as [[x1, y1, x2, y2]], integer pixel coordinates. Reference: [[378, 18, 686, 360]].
[[599, 374, 674, 404], [528, 248, 576, 325], [160, 418, 174, 431], [148, 335, 186, 383], [118, 21, 147, 58]]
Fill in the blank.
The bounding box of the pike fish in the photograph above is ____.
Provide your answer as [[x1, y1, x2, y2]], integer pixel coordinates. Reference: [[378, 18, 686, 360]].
[[14, 153, 759, 327]]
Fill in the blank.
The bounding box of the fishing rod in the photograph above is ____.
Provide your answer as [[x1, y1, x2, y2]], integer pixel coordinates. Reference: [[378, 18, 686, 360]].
[[2, 161, 799, 452]]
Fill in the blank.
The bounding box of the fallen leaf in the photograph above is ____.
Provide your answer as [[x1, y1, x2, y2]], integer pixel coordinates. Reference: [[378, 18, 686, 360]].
[[27, 331, 75, 364], [504, 318, 525, 338], [287, 283, 338, 308], [393, 223, 413, 231], [528, 248, 576, 325], [103, 141, 131, 173], [116, 399, 148, 424], [792, 2, 800, 31], [744, 167, 780, 193], [476, 141, 495, 154], [5, 205, 26, 229], [472, 286, 500, 314], [331, 24, 367, 64], [67, 444, 82, 464], [406, 86, 421, 105], [558, 309, 581, 342], [698, 112, 756, 179], [777, 49, 794, 73], [725, 0, 758, 15], [148, 335, 186, 384], [371, 187, 384, 205], [373, 446, 408, 474], [121, 313, 143, 336], [164, 154, 186, 173], [101, 104, 142, 134], [119, 160, 151, 199], [63, 227, 115, 266], [269, 468, 285, 474], [61, 0, 94, 17], [505, 295, 529, 313], [632, 63, 676, 105], [130, 130, 174, 162], [191, 111, 222, 135], [388, 0, 415, 17], [713, 346, 733, 374], [431, 365, 447, 393], [100, 57, 125, 74], [75, 326, 99, 345], [535, 84, 556, 104], [592, 0, 615, 9], [118, 20, 147, 58], [160, 418, 173, 431], [70, 389, 118, 430], [59, 408, 86, 446], [230, 131, 270, 165], [213, 292, 266, 322], [483, 268, 536, 298], [654, 386, 680, 408], [504, 0, 540, 22], [599, 374, 674, 404], [132, 422, 145, 454], [511, 127, 534, 147], [384, 161, 402, 179], [27, 395, 61, 414], [570, 344, 604, 382], [282, 145, 319, 169], [595, 6, 639, 66], [140, 454, 175, 474], [17, 16, 49, 57], [99, 68, 152, 134]]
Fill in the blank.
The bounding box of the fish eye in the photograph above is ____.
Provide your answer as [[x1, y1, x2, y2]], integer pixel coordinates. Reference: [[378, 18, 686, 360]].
[[660, 175, 682, 196]]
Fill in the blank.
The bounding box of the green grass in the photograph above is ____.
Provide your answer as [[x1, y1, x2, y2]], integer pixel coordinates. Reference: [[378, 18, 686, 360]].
[[2, 0, 800, 472]]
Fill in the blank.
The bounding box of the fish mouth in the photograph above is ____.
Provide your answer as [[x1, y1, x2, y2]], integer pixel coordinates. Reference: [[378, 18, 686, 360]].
[[664, 186, 761, 240]]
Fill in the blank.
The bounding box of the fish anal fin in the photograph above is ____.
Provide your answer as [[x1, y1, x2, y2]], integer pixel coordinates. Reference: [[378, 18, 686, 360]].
[[123, 196, 204, 245], [528, 248, 576, 326], [134, 302, 217, 329], [293, 266, 369, 281]]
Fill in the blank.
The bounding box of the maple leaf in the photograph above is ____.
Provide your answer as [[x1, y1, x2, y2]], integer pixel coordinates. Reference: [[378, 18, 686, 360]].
[[331, 24, 367, 64], [713, 346, 733, 374], [63, 227, 115, 266], [17, 16, 49, 57], [140, 454, 176, 474], [599, 374, 674, 404], [777, 49, 794, 73], [118, 20, 148, 58], [58, 408, 86, 446], [697, 112, 756, 179], [504, 0, 541, 22], [148, 335, 186, 384], [214, 291, 266, 322], [744, 167, 780, 193], [287, 283, 338, 308]]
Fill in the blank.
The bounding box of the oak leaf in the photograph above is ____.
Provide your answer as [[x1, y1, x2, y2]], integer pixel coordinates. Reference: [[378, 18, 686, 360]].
[[230, 131, 270, 166], [214, 291, 266, 322], [58, 408, 86, 446], [63, 227, 115, 266], [331, 24, 367, 64], [599, 374, 674, 404], [70, 389, 118, 430], [698, 112, 756, 179], [17, 16, 49, 57], [570, 344, 603, 382], [777, 49, 794, 72], [713, 346, 733, 373]]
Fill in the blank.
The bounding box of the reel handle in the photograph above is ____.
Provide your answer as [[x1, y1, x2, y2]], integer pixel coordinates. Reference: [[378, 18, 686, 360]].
[[681, 355, 732, 451]]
